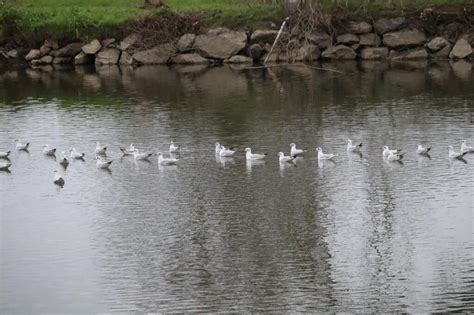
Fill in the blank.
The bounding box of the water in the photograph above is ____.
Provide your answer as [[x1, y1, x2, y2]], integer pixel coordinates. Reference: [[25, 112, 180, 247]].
[[1, 61, 473, 313]]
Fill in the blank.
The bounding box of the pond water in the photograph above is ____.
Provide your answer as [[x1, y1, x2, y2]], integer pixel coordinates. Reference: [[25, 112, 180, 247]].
[[0, 61, 473, 313]]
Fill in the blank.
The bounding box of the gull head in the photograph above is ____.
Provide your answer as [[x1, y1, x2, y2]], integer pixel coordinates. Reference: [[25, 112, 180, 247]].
[[316, 147, 322, 152], [290, 143, 296, 148], [215, 142, 220, 148], [417, 145, 423, 149], [244, 147, 251, 152], [278, 152, 284, 157], [43, 145, 48, 148], [383, 146, 389, 150], [157, 152, 163, 157], [170, 140, 174, 144], [461, 140, 466, 144], [347, 139, 352, 144], [448, 145, 454, 150]]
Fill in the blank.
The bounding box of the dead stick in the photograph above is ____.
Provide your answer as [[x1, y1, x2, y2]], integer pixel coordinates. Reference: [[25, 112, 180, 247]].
[[264, 17, 290, 65], [244, 63, 348, 75]]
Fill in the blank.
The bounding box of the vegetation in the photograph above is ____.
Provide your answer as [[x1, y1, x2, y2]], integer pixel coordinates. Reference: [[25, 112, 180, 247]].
[[0, 0, 472, 42]]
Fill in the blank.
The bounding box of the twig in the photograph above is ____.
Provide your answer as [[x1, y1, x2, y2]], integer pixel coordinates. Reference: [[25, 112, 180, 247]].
[[244, 63, 348, 74], [264, 16, 290, 64]]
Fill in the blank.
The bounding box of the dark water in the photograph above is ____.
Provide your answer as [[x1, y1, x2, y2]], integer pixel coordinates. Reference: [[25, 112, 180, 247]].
[[0, 61, 473, 313]]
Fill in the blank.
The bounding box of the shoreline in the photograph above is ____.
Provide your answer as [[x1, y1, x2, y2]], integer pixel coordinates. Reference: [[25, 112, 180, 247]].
[[1, 5, 473, 71]]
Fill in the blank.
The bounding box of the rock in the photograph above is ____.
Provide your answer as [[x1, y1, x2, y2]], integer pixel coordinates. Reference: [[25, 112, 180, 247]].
[[74, 51, 94, 65], [120, 34, 141, 51], [82, 39, 102, 55], [119, 51, 133, 65], [224, 55, 253, 64], [177, 34, 196, 52], [433, 44, 451, 58], [426, 37, 450, 52], [39, 44, 51, 57], [383, 29, 426, 48], [39, 55, 53, 64], [25, 49, 41, 61], [294, 44, 320, 61], [7, 49, 18, 58], [322, 45, 357, 59], [261, 51, 279, 63], [132, 43, 176, 64], [306, 32, 332, 49], [101, 38, 116, 48], [44, 39, 59, 50], [95, 48, 121, 65], [249, 44, 263, 59], [49, 50, 59, 57], [250, 30, 279, 44], [194, 28, 247, 60], [359, 33, 381, 46], [359, 47, 389, 59], [460, 33, 474, 46], [449, 39, 472, 59], [56, 43, 83, 57], [351, 43, 360, 51], [374, 17, 406, 35], [389, 48, 428, 60], [53, 57, 73, 64], [30, 59, 42, 67], [348, 21, 372, 34], [450, 60, 472, 80], [171, 53, 209, 64], [337, 34, 359, 45]]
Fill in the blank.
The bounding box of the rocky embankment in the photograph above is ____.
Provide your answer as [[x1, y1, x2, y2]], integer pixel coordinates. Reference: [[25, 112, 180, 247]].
[[1, 16, 473, 69]]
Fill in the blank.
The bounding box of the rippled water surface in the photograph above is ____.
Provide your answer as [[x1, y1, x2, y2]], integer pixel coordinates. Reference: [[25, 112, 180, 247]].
[[1, 61, 473, 313]]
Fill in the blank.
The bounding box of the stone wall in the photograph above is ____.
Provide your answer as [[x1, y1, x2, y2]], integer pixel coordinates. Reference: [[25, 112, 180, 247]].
[[1, 17, 473, 69]]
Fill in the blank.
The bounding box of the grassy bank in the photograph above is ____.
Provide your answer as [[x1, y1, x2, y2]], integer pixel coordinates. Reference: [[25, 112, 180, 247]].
[[1, 0, 472, 42]]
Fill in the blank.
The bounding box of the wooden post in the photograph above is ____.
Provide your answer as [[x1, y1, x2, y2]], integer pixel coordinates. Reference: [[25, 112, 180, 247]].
[[264, 17, 290, 65]]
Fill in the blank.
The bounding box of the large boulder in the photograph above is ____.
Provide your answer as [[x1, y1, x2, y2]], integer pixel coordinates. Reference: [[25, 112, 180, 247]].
[[449, 39, 472, 59], [56, 43, 83, 57], [74, 51, 94, 65], [359, 33, 381, 46], [306, 32, 332, 49], [293, 44, 321, 62], [426, 37, 450, 52], [360, 47, 388, 59], [82, 39, 102, 55], [389, 48, 428, 60], [348, 21, 372, 34], [374, 17, 406, 35], [433, 44, 452, 58], [7, 49, 19, 58], [194, 28, 247, 60], [250, 30, 279, 44], [177, 33, 196, 52], [95, 48, 121, 65], [224, 55, 253, 64], [337, 34, 359, 45], [101, 38, 116, 48], [322, 45, 356, 59], [25, 49, 41, 61], [119, 51, 133, 65], [171, 53, 209, 64], [43, 39, 59, 50], [132, 43, 176, 64], [383, 29, 426, 48], [39, 55, 53, 64], [39, 44, 51, 57], [120, 34, 141, 51]]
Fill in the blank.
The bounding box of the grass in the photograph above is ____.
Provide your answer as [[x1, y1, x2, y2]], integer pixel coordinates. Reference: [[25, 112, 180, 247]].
[[1, 0, 472, 42]]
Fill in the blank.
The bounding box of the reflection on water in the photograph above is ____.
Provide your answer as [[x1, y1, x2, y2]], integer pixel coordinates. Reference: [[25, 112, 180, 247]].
[[0, 61, 473, 313]]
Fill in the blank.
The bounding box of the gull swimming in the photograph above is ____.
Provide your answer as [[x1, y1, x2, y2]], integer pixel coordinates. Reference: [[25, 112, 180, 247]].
[[133, 149, 153, 161], [70, 148, 85, 159], [461, 140, 473, 154], [245, 147, 267, 160], [53, 170, 65, 187], [449, 145, 468, 160], [316, 147, 337, 160], [43, 144, 56, 156], [387, 151, 405, 161], [219, 145, 236, 157], [290, 143, 306, 157], [95, 142, 107, 155], [347, 139, 362, 152], [15, 139, 29, 151], [157, 152, 179, 165], [279, 152, 296, 164], [383, 146, 401, 158], [416, 145, 431, 155], [0, 161, 12, 171], [169, 141, 180, 153], [96, 156, 113, 169], [59, 151, 69, 168], [0, 150, 11, 159], [120, 143, 135, 155]]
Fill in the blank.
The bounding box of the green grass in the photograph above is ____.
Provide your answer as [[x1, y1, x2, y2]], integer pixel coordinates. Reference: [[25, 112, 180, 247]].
[[1, 0, 472, 42]]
